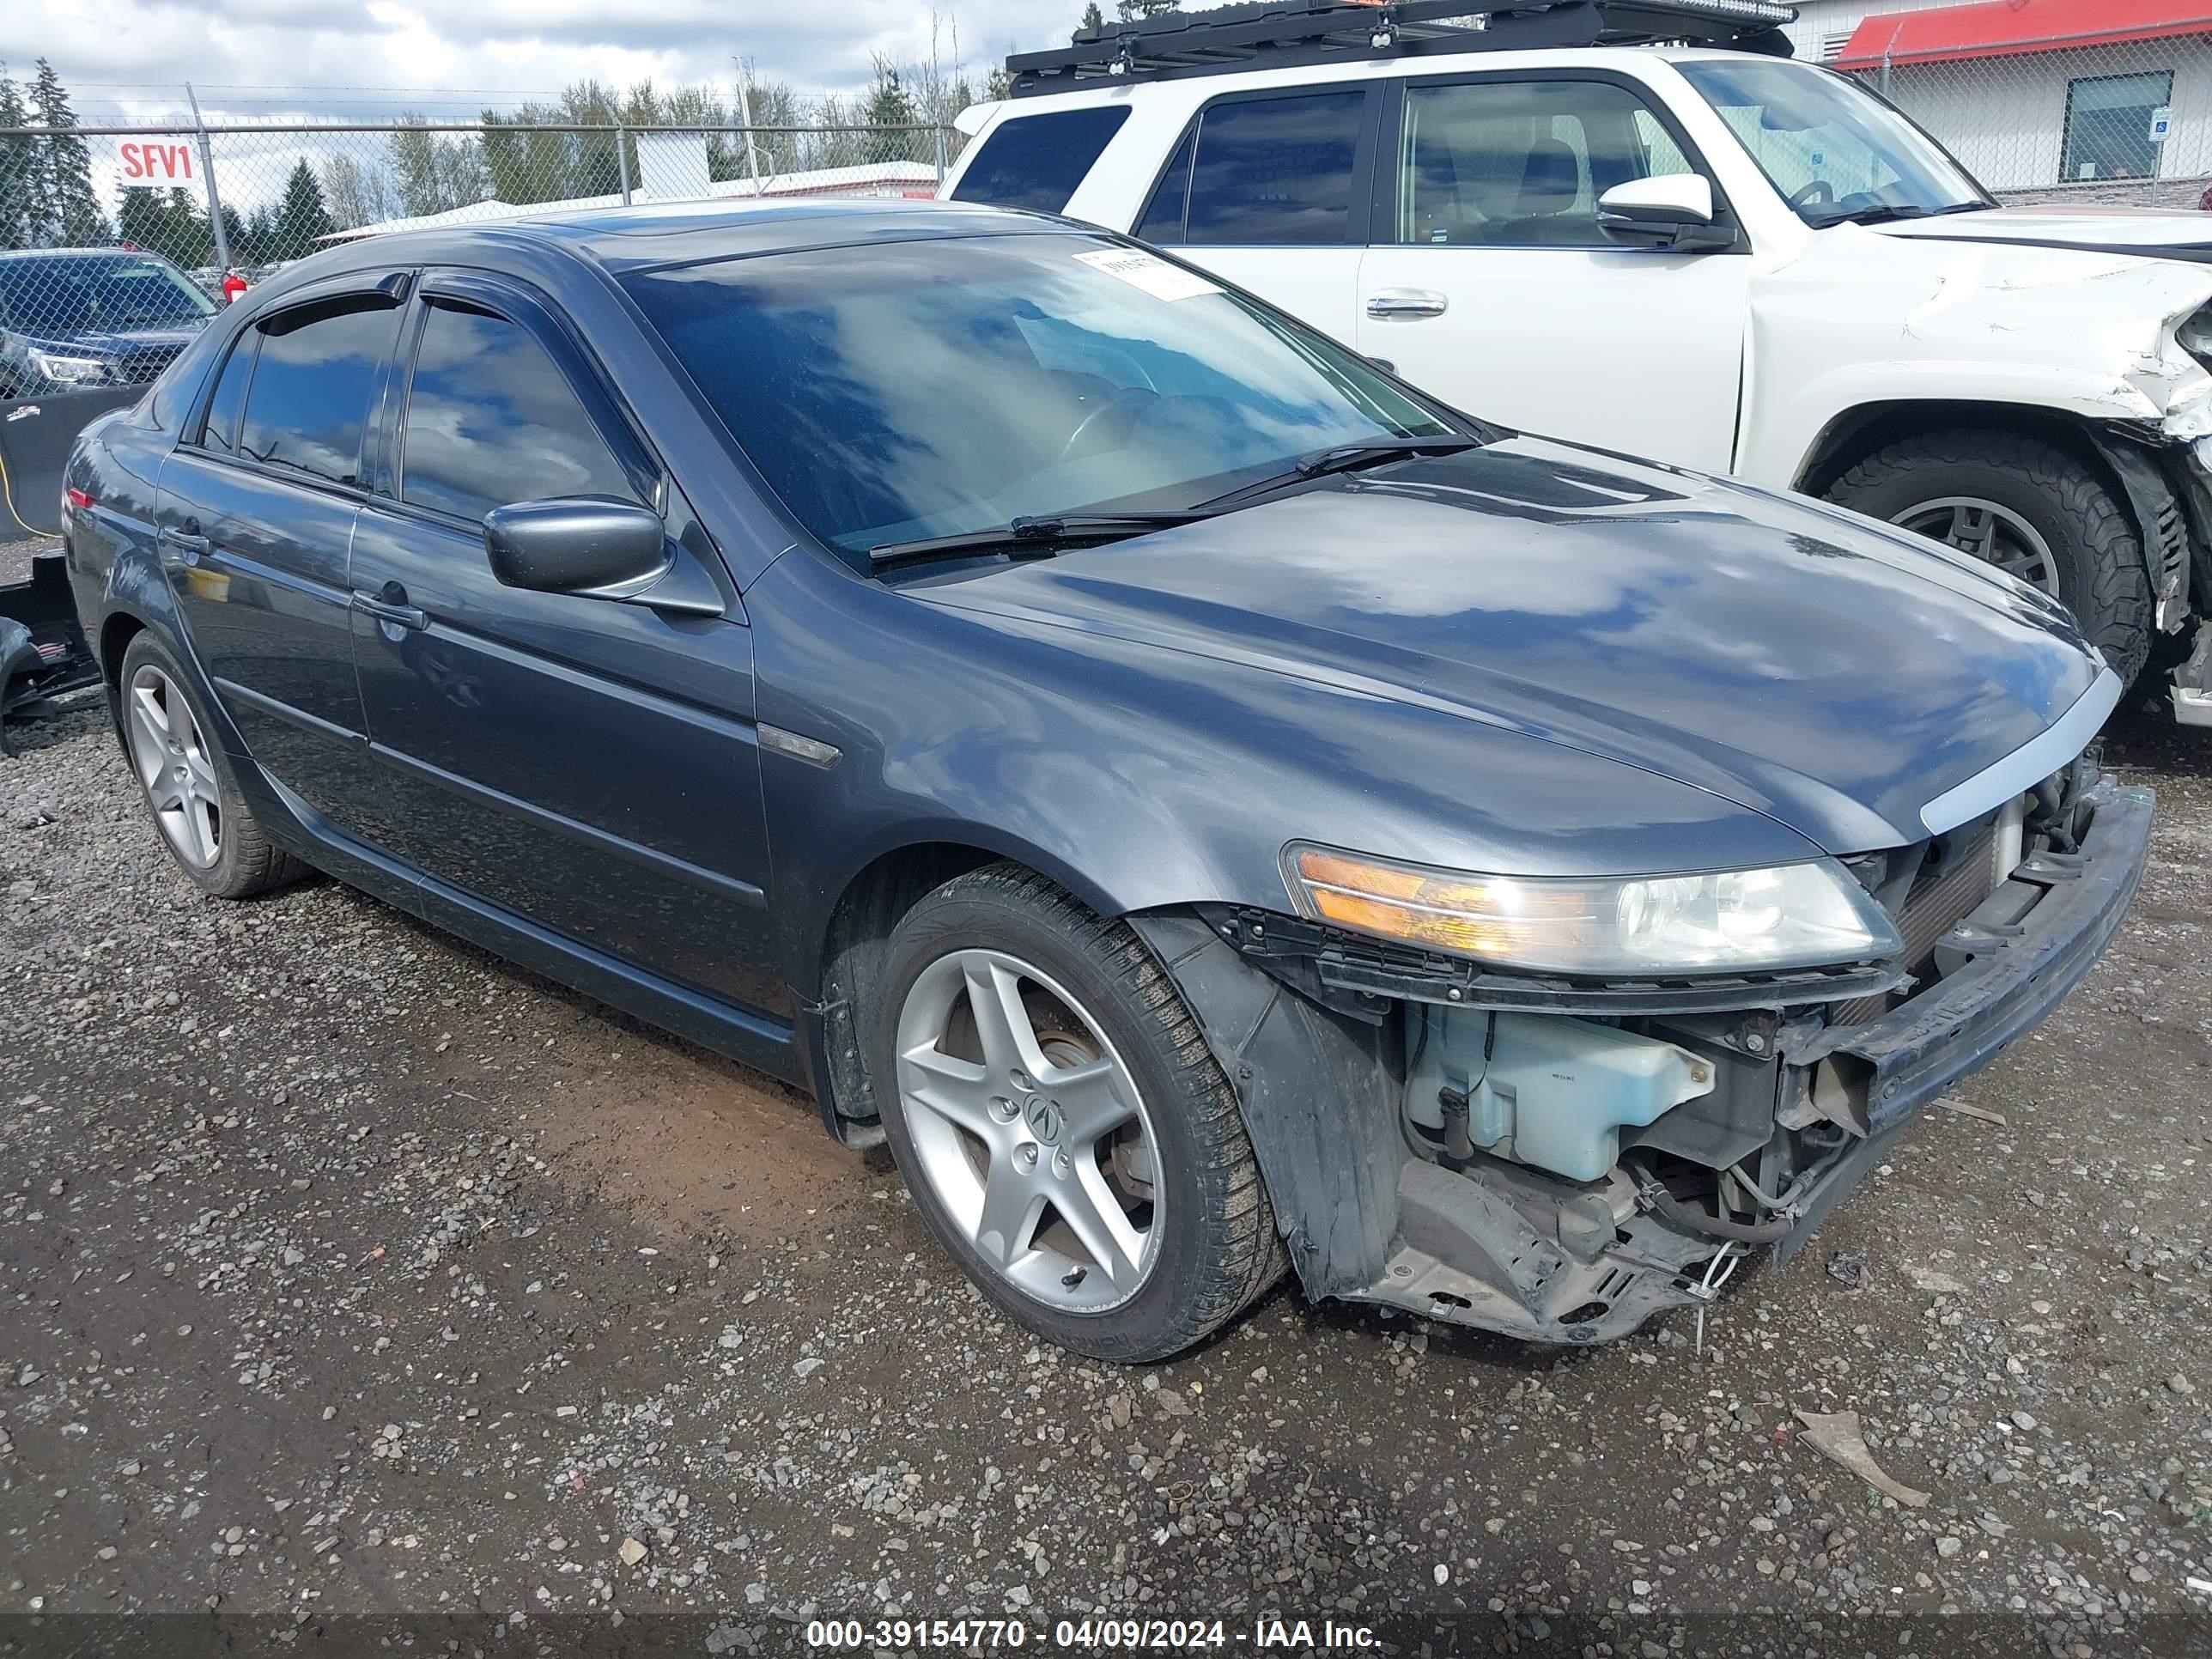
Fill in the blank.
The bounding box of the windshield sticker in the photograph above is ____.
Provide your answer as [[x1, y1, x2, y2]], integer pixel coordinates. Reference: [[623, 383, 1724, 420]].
[[1073, 247, 1222, 302]]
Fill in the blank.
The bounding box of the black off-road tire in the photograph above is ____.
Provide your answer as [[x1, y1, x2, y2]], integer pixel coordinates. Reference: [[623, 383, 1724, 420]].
[[118, 632, 309, 900], [1825, 429, 2154, 685], [872, 862, 1284, 1362]]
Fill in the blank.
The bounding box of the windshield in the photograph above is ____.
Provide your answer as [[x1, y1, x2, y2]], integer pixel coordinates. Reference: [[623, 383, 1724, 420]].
[[1676, 58, 1991, 228], [0, 252, 217, 337], [623, 233, 1454, 557]]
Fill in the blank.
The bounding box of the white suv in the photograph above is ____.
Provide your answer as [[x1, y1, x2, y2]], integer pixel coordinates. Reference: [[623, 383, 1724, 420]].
[[943, 0, 2212, 725]]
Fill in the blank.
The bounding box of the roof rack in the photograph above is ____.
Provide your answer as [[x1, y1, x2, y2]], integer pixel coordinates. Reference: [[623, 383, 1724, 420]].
[[1006, 0, 1798, 97]]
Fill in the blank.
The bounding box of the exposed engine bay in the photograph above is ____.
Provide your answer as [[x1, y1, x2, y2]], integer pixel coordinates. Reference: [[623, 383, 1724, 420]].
[[1139, 758, 2153, 1346]]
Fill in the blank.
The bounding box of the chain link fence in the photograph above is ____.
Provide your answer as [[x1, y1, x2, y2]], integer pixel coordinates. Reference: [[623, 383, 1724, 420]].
[[0, 119, 962, 398], [1812, 20, 2212, 210]]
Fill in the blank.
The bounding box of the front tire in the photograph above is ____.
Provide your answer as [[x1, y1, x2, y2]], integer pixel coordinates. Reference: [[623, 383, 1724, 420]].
[[872, 863, 1282, 1362], [118, 633, 306, 899], [1825, 429, 2154, 685]]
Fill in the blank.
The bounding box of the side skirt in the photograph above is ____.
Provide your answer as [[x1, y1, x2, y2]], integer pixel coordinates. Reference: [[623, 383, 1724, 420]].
[[236, 759, 808, 1091]]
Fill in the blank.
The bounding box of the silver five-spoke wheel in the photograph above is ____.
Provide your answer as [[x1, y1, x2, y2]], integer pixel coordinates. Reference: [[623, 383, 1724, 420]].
[[894, 948, 1161, 1312], [1893, 495, 2058, 595], [125, 662, 222, 868]]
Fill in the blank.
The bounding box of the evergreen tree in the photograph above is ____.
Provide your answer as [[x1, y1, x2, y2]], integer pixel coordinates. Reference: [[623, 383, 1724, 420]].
[[28, 58, 107, 245], [1116, 0, 1179, 17], [0, 66, 32, 248], [243, 202, 278, 261], [863, 63, 921, 164], [1078, 3, 1105, 36], [274, 158, 332, 258], [117, 187, 211, 268]]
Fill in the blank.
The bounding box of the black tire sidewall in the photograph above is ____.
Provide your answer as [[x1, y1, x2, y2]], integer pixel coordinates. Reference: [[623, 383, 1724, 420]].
[[872, 883, 1244, 1363], [118, 632, 259, 896], [1828, 440, 2151, 683]]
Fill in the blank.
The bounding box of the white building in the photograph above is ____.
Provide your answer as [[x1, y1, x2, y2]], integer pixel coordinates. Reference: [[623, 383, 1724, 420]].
[[318, 160, 942, 245], [1782, 0, 2212, 201]]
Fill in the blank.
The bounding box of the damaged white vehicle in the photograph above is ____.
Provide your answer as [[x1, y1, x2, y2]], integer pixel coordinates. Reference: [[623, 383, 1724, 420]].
[[947, 0, 2212, 724]]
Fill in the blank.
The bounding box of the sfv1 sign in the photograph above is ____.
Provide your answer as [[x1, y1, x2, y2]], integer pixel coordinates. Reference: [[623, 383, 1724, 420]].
[[118, 141, 197, 185]]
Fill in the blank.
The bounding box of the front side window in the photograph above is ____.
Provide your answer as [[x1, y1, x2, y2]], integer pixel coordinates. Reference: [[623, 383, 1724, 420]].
[[236, 296, 398, 488], [399, 301, 636, 524], [0, 252, 216, 338], [1146, 89, 1366, 247], [1677, 58, 1990, 228], [1395, 78, 1701, 247], [623, 232, 1449, 558], [2063, 71, 2172, 182], [951, 106, 1133, 214]]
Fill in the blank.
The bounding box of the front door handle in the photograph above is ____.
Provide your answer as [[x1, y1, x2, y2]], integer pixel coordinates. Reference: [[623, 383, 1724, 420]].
[[351, 584, 428, 632], [1365, 289, 1449, 319]]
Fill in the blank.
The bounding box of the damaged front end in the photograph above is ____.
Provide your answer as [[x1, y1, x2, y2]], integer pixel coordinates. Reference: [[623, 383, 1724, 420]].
[[1133, 765, 2153, 1346]]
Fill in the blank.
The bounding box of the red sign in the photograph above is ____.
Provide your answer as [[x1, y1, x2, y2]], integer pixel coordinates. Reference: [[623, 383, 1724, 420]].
[[118, 141, 196, 185]]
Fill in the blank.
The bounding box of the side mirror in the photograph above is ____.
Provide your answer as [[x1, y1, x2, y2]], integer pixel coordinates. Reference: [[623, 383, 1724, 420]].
[[483, 496, 669, 597], [1597, 174, 1734, 252]]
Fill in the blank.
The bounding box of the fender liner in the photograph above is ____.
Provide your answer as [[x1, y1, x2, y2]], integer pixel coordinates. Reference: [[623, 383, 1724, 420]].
[[1128, 910, 1400, 1300], [2086, 428, 2194, 631]]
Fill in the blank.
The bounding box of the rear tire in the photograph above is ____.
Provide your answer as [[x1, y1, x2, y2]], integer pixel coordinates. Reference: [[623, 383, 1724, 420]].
[[118, 633, 307, 900], [872, 862, 1282, 1362], [1825, 429, 2154, 684]]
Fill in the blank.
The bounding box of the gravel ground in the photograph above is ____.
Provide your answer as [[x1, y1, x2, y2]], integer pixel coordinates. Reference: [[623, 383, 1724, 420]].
[[3, 560, 2211, 1656]]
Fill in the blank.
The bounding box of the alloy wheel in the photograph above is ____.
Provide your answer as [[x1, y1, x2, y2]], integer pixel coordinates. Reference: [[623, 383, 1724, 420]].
[[125, 663, 222, 868], [894, 948, 1162, 1312], [1893, 495, 2059, 596]]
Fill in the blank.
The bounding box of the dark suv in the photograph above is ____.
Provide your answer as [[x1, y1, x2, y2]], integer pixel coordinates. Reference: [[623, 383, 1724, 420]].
[[0, 247, 218, 398]]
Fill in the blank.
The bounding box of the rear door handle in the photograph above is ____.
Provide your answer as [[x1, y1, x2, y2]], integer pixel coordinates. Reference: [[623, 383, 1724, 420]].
[[160, 525, 210, 563], [1365, 289, 1449, 319], [351, 586, 428, 632]]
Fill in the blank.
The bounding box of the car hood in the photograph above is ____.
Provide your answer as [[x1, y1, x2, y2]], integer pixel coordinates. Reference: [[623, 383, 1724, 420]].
[[916, 440, 2112, 856], [9, 321, 210, 356], [1871, 205, 2212, 261]]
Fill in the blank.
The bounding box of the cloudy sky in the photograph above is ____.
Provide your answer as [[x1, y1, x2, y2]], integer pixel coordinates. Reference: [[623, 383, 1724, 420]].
[[11, 0, 1076, 123]]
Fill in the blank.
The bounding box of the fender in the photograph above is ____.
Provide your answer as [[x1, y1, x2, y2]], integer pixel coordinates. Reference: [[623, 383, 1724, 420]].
[[1740, 232, 2212, 492]]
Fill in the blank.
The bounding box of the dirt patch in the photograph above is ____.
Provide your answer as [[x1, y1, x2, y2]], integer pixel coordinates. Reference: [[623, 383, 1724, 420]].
[[531, 1018, 876, 1244]]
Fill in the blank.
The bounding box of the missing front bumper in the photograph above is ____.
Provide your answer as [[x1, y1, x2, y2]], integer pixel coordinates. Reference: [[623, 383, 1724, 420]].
[[1136, 776, 2154, 1348]]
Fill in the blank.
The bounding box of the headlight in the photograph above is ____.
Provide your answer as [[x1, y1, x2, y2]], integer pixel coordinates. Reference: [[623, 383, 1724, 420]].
[[1285, 844, 1902, 975], [27, 346, 112, 385]]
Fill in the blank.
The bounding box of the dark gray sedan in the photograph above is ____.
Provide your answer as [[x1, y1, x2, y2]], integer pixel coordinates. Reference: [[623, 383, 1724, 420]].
[[61, 199, 2151, 1360]]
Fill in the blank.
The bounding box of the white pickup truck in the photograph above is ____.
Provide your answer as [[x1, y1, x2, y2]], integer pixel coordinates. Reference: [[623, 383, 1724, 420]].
[[943, 0, 2212, 725]]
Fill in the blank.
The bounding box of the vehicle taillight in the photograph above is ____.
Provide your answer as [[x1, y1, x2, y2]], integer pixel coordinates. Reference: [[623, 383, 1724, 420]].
[[65, 486, 94, 511]]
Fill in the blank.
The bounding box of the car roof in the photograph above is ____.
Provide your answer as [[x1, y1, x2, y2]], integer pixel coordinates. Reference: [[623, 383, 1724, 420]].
[[306, 198, 1083, 283]]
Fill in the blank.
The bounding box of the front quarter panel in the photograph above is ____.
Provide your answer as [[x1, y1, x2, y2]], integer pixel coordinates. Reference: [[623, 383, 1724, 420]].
[[1740, 230, 2212, 488]]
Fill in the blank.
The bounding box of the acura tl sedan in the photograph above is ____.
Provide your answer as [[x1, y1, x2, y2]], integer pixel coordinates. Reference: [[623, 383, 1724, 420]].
[[63, 199, 2150, 1361]]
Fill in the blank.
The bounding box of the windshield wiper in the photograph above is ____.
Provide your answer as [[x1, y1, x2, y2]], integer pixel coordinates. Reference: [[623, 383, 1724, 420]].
[[1807, 201, 1990, 230], [869, 511, 1203, 568], [1191, 434, 1485, 514]]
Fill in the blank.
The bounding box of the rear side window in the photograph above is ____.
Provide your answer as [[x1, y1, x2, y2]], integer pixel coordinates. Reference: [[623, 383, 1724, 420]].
[[198, 333, 258, 457], [1136, 127, 1194, 244], [951, 106, 1132, 214], [399, 300, 637, 524], [1161, 89, 1365, 247], [237, 296, 398, 488]]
